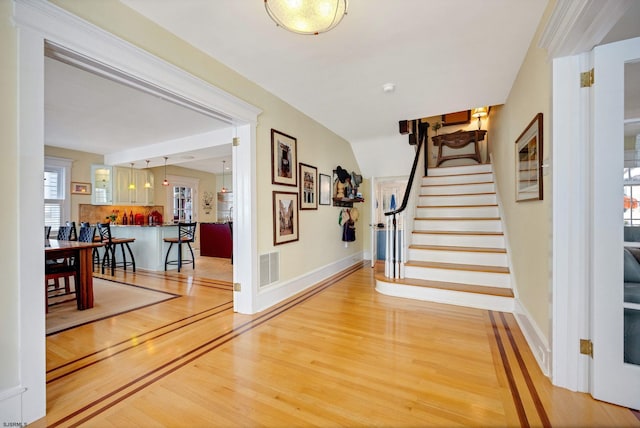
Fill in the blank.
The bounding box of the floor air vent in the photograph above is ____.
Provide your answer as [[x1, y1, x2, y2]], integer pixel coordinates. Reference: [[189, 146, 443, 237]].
[[259, 252, 279, 287]]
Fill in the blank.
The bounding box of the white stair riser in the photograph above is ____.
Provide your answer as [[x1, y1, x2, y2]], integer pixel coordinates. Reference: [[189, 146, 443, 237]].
[[427, 164, 493, 176], [376, 280, 514, 312], [404, 265, 511, 288], [412, 233, 505, 248], [408, 248, 508, 266], [414, 219, 503, 232], [415, 206, 499, 218], [423, 173, 494, 186], [419, 194, 497, 206], [421, 182, 495, 195]]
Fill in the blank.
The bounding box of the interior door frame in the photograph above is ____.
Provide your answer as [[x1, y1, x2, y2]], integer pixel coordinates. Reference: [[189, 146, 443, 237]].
[[13, 0, 260, 421], [551, 51, 593, 393]]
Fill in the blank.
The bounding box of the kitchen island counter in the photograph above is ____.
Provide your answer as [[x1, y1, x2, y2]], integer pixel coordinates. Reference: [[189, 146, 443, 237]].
[[109, 224, 181, 271]]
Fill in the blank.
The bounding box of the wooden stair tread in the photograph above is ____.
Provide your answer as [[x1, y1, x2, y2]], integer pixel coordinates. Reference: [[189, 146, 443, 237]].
[[415, 217, 500, 221], [416, 204, 499, 208], [405, 260, 510, 274], [421, 181, 493, 187], [421, 192, 496, 197], [413, 230, 504, 236], [376, 273, 513, 298], [423, 171, 492, 177], [409, 244, 506, 253]]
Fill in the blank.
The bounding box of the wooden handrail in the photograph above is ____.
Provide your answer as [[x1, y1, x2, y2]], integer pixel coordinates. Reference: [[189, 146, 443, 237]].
[[385, 121, 428, 217], [384, 121, 428, 278]]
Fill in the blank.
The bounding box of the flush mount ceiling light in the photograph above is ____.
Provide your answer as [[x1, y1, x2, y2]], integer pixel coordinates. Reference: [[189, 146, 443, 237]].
[[264, 0, 348, 35]]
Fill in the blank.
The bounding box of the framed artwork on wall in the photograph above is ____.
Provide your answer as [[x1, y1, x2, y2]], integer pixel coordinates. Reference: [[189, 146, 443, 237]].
[[71, 182, 91, 195], [271, 128, 297, 186], [441, 110, 470, 126], [273, 191, 299, 245], [319, 173, 331, 205], [515, 112, 543, 201], [299, 163, 317, 210]]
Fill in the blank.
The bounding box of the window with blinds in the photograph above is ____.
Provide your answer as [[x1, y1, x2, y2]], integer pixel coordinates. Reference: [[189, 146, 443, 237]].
[[44, 167, 64, 233]]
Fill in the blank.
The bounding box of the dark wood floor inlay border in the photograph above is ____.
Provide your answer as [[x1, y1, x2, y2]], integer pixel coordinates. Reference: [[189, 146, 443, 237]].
[[49, 263, 363, 427]]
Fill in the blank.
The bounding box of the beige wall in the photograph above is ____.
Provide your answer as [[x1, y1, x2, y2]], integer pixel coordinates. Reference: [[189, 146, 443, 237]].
[[0, 0, 20, 392], [48, 0, 363, 282], [488, 2, 554, 342]]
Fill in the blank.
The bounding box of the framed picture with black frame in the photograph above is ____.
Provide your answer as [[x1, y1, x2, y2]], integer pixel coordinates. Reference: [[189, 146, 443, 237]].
[[299, 163, 317, 210], [319, 173, 331, 205]]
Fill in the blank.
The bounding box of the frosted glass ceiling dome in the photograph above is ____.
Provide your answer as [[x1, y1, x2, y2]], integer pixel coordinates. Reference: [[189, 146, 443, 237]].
[[264, 0, 348, 35]]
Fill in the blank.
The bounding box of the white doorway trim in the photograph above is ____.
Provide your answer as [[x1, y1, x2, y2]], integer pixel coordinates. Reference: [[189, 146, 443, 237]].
[[13, 0, 260, 421], [551, 52, 592, 392]]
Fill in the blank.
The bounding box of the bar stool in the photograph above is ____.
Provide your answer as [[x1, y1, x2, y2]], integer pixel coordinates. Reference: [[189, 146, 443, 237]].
[[164, 222, 197, 272], [97, 222, 136, 275]]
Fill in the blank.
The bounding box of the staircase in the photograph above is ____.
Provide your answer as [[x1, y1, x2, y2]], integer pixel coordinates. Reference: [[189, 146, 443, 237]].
[[376, 163, 515, 312]]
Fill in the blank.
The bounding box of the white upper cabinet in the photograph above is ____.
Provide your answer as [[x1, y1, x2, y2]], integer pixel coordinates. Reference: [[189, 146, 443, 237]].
[[92, 164, 154, 206], [91, 164, 113, 205]]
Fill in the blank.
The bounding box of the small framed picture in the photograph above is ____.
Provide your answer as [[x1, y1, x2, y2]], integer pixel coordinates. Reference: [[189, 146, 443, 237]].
[[319, 173, 331, 205], [299, 163, 317, 210], [273, 191, 299, 245], [271, 129, 297, 187], [71, 182, 91, 195], [515, 113, 543, 201]]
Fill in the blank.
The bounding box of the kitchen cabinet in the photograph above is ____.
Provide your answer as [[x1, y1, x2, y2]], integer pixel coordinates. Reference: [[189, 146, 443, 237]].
[[91, 164, 113, 205], [200, 223, 232, 258], [92, 164, 155, 206], [109, 166, 155, 206]]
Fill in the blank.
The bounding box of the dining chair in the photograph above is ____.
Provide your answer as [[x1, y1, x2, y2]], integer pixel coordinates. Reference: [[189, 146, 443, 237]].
[[47, 225, 76, 295], [44, 225, 51, 240], [164, 222, 197, 272], [56, 225, 73, 241], [65, 221, 78, 241], [78, 225, 99, 271], [97, 222, 136, 275]]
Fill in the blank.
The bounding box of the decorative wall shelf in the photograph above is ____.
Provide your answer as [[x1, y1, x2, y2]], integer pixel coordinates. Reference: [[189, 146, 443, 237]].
[[332, 197, 364, 208]]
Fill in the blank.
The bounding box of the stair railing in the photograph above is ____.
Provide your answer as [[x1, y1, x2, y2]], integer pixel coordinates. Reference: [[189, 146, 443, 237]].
[[384, 121, 428, 279]]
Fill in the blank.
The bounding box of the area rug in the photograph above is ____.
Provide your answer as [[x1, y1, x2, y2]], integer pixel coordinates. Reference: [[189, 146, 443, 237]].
[[46, 278, 178, 335]]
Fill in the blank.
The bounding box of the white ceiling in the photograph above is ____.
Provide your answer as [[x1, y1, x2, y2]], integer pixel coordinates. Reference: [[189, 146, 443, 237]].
[[120, 0, 547, 144], [44, 1, 640, 175]]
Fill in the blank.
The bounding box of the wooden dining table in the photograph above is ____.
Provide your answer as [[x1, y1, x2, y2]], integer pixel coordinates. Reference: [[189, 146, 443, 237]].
[[45, 239, 103, 310]]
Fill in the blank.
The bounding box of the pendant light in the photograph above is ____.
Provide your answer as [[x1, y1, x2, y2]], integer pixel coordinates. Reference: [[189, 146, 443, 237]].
[[162, 156, 169, 186], [128, 163, 136, 190], [221, 160, 227, 193], [144, 160, 152, 188]]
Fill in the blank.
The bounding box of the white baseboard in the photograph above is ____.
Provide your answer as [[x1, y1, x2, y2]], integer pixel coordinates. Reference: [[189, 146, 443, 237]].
[[0, 386, 26, 424], [514, 299, 551, 376], [255, 252, 364, 313]]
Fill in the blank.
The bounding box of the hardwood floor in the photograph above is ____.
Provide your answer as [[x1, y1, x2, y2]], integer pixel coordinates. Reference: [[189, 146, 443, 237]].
[[35, 257, 638, 427]]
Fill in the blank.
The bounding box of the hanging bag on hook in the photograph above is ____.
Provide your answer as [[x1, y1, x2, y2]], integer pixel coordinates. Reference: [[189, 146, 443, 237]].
[[342, 209, 356, 242]]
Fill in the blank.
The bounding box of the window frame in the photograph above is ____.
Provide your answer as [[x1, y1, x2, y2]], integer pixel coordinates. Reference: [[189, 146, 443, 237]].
[[44, 156, 72, 235]]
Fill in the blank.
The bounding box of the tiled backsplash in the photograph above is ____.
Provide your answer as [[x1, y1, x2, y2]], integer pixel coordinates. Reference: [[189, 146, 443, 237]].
[[79, 204, 165, 225]]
